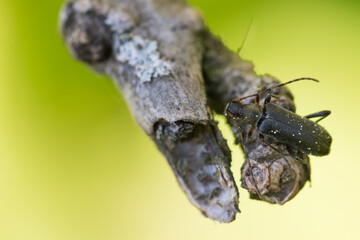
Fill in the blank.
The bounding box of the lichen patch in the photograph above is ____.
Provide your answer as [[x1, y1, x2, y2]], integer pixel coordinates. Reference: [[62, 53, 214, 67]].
[[113, 33, 172, 83]]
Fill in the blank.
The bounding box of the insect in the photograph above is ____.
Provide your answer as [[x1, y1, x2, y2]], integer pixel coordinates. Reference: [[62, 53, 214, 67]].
[[225, 78, 332, 198], [225, 77, 332, 157]]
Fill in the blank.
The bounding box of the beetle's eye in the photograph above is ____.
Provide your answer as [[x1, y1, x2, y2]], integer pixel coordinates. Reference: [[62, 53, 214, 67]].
[[227, 102, 241, 115]]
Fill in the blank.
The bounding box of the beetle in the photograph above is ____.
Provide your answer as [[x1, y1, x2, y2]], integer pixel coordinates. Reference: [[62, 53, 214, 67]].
[[225, 77, 332, 159], [225, 78, 332, 159], [225, 77, 332, 198]]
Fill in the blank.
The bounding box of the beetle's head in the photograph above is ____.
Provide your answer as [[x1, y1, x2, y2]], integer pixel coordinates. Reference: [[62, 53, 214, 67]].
[[225, 101, 261, 125], [225, 101, 243, 119]]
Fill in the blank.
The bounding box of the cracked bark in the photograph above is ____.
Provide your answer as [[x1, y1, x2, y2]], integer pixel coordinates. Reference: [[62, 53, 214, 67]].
[[59, 0, 310, 223]]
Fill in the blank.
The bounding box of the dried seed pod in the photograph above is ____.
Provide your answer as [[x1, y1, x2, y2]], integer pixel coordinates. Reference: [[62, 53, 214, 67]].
[[241, 145, 310, 204]]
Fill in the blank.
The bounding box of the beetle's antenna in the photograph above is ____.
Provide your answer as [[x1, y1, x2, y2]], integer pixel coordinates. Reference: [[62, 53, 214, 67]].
[[232, 77, 319, 103], [236, 17, 254, 54], [243, 148, 262, 199], [258, 77, 319, 97]]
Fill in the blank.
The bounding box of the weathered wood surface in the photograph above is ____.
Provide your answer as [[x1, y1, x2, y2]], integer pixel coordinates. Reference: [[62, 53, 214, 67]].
[[59, 0, 310, 222]]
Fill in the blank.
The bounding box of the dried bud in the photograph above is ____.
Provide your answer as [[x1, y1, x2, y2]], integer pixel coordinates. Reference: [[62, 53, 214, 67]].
[[241, 146, 310, 204], [60, 2, 113, 63]]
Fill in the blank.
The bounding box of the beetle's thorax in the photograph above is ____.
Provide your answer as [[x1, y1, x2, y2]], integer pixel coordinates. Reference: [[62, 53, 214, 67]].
[[226, 102, 262, 125]]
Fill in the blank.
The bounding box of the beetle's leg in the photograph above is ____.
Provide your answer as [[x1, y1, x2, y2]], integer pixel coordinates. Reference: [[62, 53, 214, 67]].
[[264, 93, 283, 103], [241, 131, 262, 199], [229, 119, 261, 197], [259, 134, 290, 167], [243, 132, 262, 197], [270, 94, 282, 100], [286, 146, 304, 162], [246, 158, 262, 199], [244, 153, 262, 199], [261, 140, 291, 168], [255, 93, 260, 105], [287, 146, 312, 187], [264, 93, 285, 105], [246, 126, 254, 143], [255, 86, 265, 105], [264, 94, 272, 105], [304, 110, 331, 123]]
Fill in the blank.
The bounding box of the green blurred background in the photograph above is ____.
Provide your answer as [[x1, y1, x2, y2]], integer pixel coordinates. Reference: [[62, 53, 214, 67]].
[[0, 0, 359, 239]]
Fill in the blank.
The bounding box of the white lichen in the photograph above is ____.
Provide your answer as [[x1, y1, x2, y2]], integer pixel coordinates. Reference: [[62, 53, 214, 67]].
[[113, 33, 171, 83], [105, 10, 135, 32], [73, 0, 93, 13]]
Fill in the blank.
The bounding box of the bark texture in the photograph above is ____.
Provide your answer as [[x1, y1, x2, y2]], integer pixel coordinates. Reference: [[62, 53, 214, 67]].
[[59, 0, 311, 222], [201, 32, 311, 204]]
